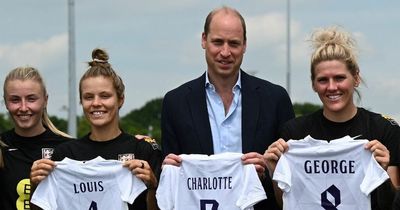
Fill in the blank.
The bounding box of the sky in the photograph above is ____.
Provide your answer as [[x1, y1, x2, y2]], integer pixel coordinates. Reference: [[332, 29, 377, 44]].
[[1, 0, 399, 122]]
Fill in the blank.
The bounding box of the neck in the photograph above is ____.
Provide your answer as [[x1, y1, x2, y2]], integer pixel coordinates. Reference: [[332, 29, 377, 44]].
[[90, 126, 121, 142], [15, 124, 46, 137], [323, 106, 358, 123], [208, 72, 239, 94]]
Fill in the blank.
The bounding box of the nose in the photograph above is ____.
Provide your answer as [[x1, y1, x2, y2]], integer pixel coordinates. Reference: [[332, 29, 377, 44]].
[[327, 80, 337, 91], [20, 99, 28, 111], [92, 96, 101, 106], [220, 44, 231, 57]]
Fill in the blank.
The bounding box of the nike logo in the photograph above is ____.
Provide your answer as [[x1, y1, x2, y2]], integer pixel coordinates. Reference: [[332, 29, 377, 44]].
[[8, 148, 18, 152]]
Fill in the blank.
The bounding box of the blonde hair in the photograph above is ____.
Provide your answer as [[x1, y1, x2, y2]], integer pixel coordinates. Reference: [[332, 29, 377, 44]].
[[3, 67, 71, 138], [79, 48, 125, 104], [0, 138, 7, 168], [309, 26, 362, 98]]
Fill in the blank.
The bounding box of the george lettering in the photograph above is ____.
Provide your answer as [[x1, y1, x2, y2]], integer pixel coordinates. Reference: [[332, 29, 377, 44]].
[[74, 181, 104, 194], [304, 160, 355, 174], [187, 176, 233, 190]]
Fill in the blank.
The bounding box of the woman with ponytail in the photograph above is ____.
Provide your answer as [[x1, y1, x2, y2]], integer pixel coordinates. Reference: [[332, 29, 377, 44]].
[[0, 67, 71, 210]]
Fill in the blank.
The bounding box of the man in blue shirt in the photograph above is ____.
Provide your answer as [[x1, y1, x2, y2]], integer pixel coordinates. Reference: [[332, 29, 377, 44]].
[[161, 6, 294, 210]]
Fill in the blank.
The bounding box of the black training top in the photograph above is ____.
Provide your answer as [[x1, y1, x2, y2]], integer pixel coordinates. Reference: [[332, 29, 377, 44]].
[[0, 129, 70, 210], [279, 107, 400, 210]]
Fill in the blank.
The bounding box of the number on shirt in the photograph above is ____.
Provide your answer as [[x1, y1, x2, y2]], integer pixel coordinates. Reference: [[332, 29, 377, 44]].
[[200, 199, 219, 210], [88, 201, 98, 210]]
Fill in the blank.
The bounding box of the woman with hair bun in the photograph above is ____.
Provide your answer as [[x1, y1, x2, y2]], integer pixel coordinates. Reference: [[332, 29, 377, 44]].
[[0, 67, 71, 210], [30, 48, 161, 210], [264, 26, 400, 209]]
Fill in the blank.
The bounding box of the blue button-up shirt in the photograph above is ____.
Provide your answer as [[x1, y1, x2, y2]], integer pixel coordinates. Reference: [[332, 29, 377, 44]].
[[205, 72, 242, 154]]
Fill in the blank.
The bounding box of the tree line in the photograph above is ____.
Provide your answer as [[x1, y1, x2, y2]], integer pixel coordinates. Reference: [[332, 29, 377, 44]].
[[0, 98, 321, 144]]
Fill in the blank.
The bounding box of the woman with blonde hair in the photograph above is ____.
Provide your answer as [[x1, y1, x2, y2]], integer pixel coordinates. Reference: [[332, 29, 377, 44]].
[[0, 67, 71, 210], [264, 26, 400, 209]]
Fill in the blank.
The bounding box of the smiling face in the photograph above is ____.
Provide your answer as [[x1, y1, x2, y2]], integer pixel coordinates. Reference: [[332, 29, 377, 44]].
[[4, 79, 47, 136], [312, 60, 360, 121], [201, 10, 246, 81], [80, 76, 123, 131]]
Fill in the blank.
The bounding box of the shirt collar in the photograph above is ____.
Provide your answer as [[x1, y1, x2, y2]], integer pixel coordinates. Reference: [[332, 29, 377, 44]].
[[205, 70, 242, 91]]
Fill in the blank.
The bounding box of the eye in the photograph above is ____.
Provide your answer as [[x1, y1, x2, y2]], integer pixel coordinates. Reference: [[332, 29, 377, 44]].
[[212, 39, 224, 46], [334, 75, 346, 82], [228, 41, 241, 48], [316, 77, 328, 84], [83, 95, 94, 100], [27, 96, 38, 102]]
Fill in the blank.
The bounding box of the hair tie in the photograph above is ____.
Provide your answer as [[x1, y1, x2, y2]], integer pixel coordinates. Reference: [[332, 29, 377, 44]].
[[93, 58, 107, 63]]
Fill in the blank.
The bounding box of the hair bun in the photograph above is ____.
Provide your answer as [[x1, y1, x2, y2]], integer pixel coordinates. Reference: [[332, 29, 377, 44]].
[[310, 26, 356, 53], [92, 48, 109, 62]]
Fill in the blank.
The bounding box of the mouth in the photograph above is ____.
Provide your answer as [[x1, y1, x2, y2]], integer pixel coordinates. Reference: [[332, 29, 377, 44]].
[[218, 60, 233, 69], [326, 93, 342, 101], [17, 114, 32, 121], [90, 111, 107, 118]]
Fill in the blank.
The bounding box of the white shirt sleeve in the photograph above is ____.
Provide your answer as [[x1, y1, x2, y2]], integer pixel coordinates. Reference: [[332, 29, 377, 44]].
[[236, 164, 267, 210], [273, 154, 292, 193], [360, 154, 389, 195], [156, 165, 178, 210], [31, 171, 59, 210], [116, 165, 147, 204]]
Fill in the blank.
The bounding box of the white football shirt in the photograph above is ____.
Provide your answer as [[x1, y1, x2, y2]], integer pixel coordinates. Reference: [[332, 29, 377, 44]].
[[273, 135, 389, 210], [31, 156, 146, 210], [156, 152, 267, 210]]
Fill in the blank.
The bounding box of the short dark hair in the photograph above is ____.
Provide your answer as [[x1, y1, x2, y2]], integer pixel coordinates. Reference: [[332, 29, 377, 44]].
[[203, 6, 247, 42]]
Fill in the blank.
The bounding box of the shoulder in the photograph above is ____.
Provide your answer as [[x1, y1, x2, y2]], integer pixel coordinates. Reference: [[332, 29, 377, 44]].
[[43, 129, 73, 142], [241, 71, 289, 97], [0, 129, 14, 145], [359, 108, 399, 127], [164, 74, 204, 99], [284, 112, 316, 130], [280, 110, 322, 139], [123, 132, 161, 152]]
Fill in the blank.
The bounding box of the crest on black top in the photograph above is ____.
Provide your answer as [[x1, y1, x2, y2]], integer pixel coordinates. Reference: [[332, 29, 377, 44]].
[[382, 115, 399, 126]]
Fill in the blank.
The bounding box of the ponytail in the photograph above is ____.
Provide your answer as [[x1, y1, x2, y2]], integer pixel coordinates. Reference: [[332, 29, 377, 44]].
[[42, 110, 71, 138], [0, 137, 7, 168]]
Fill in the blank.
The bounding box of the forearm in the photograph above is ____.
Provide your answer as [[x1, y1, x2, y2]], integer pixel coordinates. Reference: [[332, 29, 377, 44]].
[[146, 189, 160, 210], [377, 179, 395, 210]]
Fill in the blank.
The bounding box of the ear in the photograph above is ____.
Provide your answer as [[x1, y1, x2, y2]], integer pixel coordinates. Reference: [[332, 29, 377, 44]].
[[44, 94, 49, 107], [354, 71, 361, 87], [311, 81, 317, 92], [201, 32, 207, 49], [118, 95, 125, 109]]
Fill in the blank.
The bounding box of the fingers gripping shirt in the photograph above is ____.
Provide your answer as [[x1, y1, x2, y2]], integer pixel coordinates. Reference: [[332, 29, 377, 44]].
[[156, 153, 267, 210], [31, 157, 146, 210], [273, 136, 389, 210]]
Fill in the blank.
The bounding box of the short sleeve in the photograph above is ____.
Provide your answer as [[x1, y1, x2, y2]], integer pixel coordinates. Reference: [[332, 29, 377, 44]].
[[31, 172, 59, 210], [360, 154, 389, 195], [156, 165, 178, 210], [273, 154, 292, 193], [236, 164, 267, 209], [116, 165, 147, 204]]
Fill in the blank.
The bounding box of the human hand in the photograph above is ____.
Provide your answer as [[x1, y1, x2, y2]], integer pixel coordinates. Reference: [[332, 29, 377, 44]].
[[365, 139, 390, 170], [241, 152, 267, 178], [162, 153, 182, 167], [123, 160, 157, 189], [30, 159, 56, 186], [135, 134, 151, 140], [264, 138, 289, 177]]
